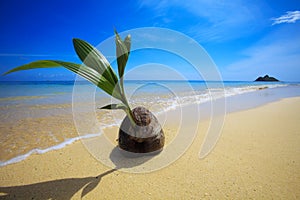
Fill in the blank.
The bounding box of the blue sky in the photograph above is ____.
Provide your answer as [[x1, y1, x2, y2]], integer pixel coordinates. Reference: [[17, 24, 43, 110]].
[[0, 0, 300, 81]]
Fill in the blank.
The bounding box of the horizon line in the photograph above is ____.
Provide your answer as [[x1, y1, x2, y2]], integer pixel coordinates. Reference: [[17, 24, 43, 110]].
[[0, 79, 296, 82]]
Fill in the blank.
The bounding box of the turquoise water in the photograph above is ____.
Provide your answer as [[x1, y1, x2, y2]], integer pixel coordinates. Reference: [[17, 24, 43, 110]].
[[0, 80, 300, 166], [0, 80, 295, 120], [0, 80, 295, 106]]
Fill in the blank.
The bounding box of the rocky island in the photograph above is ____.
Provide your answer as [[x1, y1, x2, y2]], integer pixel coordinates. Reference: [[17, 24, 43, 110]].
[[255, 75, 279, 82]]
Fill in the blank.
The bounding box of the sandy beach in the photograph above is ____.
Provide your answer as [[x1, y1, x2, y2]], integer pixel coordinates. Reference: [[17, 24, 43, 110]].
[[0, 97, 299, 199]]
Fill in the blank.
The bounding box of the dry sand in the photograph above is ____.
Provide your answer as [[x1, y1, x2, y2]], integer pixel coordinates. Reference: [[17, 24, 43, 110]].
[[0, 97, 300, 199]]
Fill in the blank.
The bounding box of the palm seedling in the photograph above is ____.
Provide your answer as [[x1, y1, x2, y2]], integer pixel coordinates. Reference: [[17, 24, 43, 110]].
[[3, 30, 165, 154]]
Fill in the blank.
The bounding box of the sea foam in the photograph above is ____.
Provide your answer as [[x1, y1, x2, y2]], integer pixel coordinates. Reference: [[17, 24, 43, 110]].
[[0, 82, 291, 167], [0, 133, 100, 167]]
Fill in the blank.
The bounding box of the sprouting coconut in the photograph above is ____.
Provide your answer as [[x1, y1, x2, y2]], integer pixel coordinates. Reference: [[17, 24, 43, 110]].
[[3, 30, 165, 154]]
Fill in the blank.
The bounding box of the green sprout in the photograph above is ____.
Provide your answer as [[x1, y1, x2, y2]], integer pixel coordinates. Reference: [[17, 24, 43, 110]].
[[3, 30, 136, 125]]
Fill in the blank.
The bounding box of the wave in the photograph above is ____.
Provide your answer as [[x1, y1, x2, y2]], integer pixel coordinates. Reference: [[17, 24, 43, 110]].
[[136, 83, 289, 114], [0, 83, 290, 167], [0, 133, 100, 167]]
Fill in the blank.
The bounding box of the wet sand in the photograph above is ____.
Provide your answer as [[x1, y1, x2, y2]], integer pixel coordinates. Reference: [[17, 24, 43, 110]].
[[0, 97, 300, 199]]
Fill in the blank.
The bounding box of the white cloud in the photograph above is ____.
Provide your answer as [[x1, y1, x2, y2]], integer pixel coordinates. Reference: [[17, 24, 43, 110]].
[[137, 0, 268, 42], [271, 11, 300, 25]]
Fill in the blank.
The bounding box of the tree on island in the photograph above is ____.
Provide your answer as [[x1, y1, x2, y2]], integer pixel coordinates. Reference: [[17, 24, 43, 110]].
[[3, 30, 165, 155], [255, 75, 279, 82]]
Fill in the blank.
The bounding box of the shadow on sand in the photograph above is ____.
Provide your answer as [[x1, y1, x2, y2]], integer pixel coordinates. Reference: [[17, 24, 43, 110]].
[[0, 169, 116, 199], [0, 147, 160, 199], [109, 146, 160, 169]]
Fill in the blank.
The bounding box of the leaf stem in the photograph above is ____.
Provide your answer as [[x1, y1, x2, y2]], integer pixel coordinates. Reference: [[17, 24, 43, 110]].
[[118, 78, 135, 127]]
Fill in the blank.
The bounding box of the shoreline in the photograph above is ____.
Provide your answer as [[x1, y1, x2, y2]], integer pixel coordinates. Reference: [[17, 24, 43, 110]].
[[0, 96, 299, 198], [1, 86, 300, 167]]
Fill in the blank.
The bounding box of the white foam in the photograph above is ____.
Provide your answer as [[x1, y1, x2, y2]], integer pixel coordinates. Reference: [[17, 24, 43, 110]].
[[0, 133, 100, 167], [0, 83, 289, 167], [149, 83, 289, 116]]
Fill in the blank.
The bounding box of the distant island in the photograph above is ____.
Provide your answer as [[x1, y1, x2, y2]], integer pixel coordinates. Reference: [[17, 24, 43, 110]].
[[255, 75, 279, 82]]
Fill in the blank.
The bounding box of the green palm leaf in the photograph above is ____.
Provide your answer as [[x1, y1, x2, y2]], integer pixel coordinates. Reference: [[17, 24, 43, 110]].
[[2, 60, 62, 74], [73, 38, 118, 85], [2, 60, 122, 100], [2, 30, 135, 125], [124, 34, 131, 56], [114, 30, 130, 79]]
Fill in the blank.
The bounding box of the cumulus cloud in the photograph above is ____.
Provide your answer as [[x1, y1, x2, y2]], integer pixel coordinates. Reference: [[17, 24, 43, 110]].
[[271, 11, 300, 25]]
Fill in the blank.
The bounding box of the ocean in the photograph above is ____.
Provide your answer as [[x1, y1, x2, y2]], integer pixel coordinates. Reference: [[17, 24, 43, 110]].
[[1, 80, 300, 166]]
